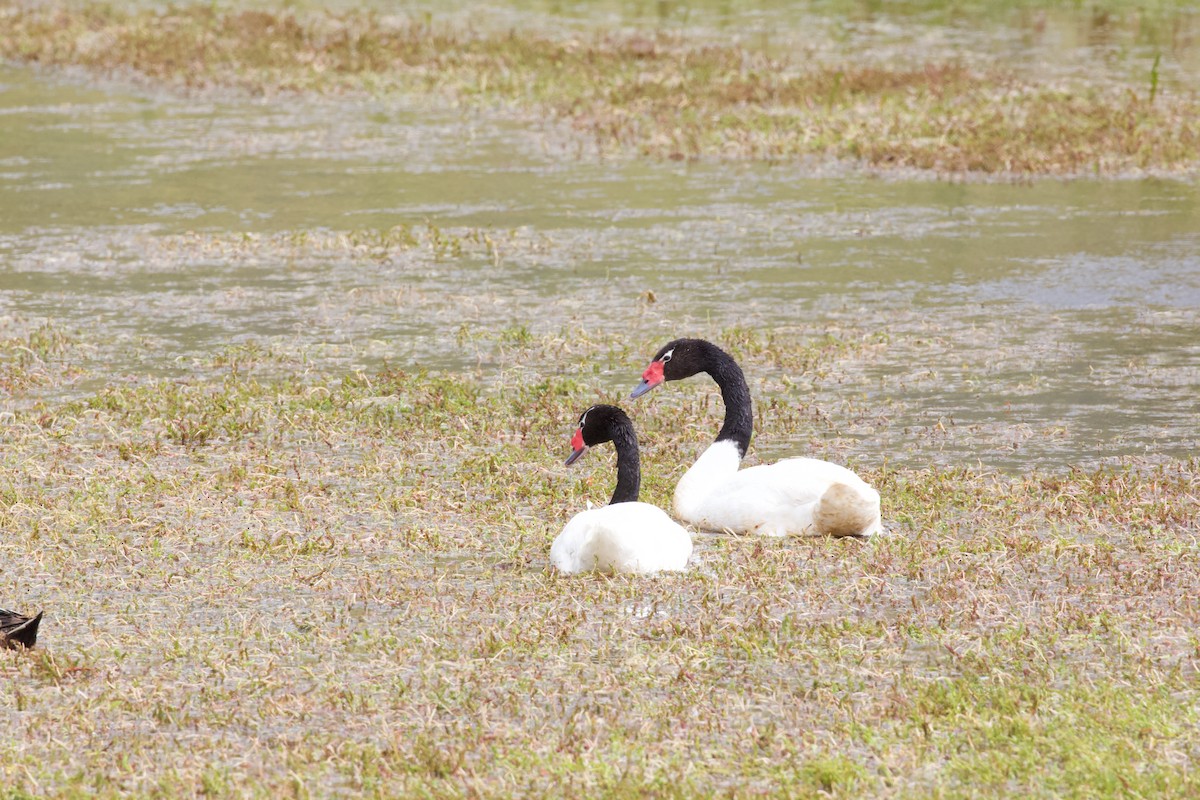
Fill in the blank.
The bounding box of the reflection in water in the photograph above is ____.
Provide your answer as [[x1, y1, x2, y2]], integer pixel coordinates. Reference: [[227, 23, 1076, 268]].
[[0, 58, 1197, 471]]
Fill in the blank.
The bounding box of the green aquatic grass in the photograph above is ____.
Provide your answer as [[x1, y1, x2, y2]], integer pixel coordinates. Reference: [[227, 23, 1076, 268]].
[[1, 1, 1197, 175], [1, 327, 1198, 796], [0, 322, 78, 393]]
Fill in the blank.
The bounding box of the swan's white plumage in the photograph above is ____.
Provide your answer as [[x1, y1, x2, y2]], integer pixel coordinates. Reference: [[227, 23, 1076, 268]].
[[673, 440, 883, 538], [551, 502, 692, 574]]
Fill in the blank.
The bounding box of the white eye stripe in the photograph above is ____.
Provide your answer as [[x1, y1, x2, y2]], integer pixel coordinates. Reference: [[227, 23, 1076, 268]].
[[661, 349, 674, 363], [579, 409, 590, 429]]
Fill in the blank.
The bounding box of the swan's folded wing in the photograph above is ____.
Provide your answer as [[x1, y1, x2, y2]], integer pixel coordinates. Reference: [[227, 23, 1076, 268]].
[[730, 460, 840, 505], [686, 459, 879, 537]]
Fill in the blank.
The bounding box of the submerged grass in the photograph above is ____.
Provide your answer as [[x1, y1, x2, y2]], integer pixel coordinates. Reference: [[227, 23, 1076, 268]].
[[1, 331, 1198, 796], [0, 321, 82, 394], [1, 1, 1198, 175]]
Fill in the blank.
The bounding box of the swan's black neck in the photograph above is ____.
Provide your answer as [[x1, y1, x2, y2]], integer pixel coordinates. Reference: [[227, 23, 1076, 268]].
[[608, 423, 641, 505], [706, 346, 753, 458]]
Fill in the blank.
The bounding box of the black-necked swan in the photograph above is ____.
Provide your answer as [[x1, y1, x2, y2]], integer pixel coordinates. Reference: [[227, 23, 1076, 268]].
[[1, 608, 43, 650], [631, 338, 883, 538], [551, 405, 693, 574]]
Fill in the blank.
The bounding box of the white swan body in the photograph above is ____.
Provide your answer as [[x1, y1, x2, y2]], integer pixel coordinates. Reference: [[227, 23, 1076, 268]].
[[673, 440, 883, 538], [551, 502, 692, 574]]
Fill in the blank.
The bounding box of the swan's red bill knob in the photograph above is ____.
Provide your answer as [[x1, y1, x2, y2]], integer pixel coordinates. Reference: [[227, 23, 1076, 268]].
[[630, 359, 665, 399], [565, 427, 587, 466]]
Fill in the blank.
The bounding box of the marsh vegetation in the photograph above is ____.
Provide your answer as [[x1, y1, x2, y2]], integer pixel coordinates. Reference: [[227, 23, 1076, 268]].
[[2, 0, 1199, 175], [2, 327, 1197, 796]]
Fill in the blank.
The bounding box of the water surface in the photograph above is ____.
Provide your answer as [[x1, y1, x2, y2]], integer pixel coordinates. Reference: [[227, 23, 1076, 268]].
[[1, 49, 1197, 472]]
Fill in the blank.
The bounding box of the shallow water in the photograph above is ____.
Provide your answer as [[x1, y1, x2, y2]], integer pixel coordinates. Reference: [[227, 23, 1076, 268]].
[[1, 7, 1198, 473], [349, 0, 1200, 86]]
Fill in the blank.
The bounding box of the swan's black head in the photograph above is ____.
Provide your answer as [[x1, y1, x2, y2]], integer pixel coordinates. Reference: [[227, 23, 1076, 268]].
[[565, 404, 632, 466], [630, 338, 722, 398]]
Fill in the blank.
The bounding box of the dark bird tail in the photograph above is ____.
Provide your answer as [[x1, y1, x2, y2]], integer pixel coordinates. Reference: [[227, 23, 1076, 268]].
[[1, 609, 43, 649]]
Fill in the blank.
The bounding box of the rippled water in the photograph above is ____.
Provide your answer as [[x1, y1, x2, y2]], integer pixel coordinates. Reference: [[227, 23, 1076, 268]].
[[1, 4, 1198, 472]]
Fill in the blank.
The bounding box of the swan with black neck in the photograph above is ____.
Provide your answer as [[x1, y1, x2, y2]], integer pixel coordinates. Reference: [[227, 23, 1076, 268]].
[[551, 405, 693, 574], [632, 338, 882, 538]]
